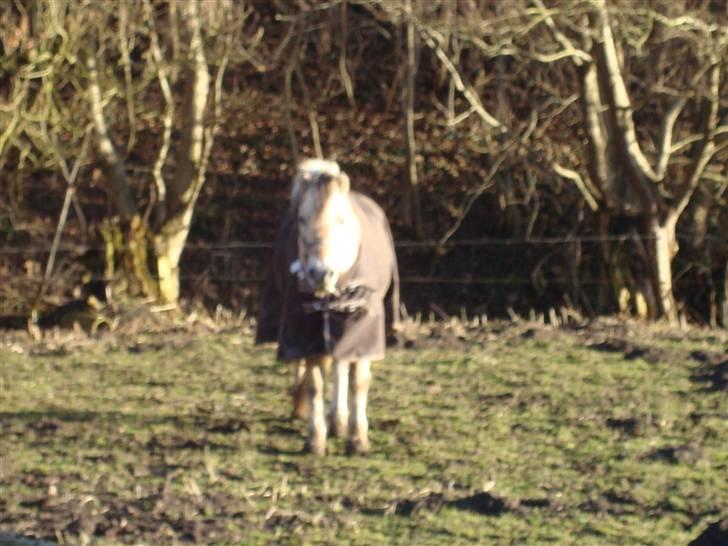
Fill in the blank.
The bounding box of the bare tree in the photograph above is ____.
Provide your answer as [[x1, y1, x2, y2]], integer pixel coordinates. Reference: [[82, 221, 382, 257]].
[[85, 0, 240, 303], [535, 0, 727, 322], [4, 0, 725, 324]]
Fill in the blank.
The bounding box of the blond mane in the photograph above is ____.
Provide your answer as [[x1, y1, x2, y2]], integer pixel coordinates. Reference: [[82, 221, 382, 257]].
[[291, 159, 342, 205]]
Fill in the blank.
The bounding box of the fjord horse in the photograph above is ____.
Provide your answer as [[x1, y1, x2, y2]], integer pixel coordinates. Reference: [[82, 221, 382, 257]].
[[256, 159, 399, 455]]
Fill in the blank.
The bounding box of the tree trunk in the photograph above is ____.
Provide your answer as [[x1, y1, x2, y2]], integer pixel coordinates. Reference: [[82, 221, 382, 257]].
[[596, 214, 615, 313], [153, 0, 213, 304], [87, 0, 222, 305], [88, 48, 157, 300], [154, 208, 193, 304], [649, 216, 678, 323], [402, 0, 423, 237]]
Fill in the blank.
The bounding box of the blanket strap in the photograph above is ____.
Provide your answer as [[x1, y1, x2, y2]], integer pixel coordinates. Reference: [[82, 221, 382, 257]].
[[323, 308, 332, 354], [299, 282, 373, 355]]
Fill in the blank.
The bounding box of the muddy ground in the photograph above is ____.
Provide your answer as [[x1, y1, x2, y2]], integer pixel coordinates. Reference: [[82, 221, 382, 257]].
[[1, 316, 726, 545]]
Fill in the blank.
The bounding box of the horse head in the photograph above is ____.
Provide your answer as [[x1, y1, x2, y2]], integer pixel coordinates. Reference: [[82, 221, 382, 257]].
[[291, 159, 361, 296]]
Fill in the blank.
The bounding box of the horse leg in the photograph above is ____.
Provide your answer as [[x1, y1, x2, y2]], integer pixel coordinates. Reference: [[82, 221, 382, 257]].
[[290, 359, 308, 420], [346, 359, 371, 455], [328, 360, 349, 438], [303, 357, 327, 456]]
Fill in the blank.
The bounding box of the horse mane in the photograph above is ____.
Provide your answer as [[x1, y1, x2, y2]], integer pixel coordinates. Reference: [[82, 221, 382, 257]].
[[291, 159, 344, 205]]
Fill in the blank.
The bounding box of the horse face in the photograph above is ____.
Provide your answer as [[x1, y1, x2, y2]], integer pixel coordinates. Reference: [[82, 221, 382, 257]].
[[295, 169, 358, 296]]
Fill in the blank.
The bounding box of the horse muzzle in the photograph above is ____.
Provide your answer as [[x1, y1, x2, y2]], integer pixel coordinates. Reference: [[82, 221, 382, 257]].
[[306, 264, 338, 295], [290, 259, 339, 296]]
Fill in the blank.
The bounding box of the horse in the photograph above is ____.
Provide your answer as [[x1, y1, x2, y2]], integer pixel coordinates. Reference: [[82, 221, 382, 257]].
[[256, 159, 400, 455]]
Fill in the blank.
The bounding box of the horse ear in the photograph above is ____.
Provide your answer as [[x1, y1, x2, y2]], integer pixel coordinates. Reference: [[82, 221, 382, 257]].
[[337, 172, 350, 193], [290, 178, 301, 204], [291, 171, 308, 204]]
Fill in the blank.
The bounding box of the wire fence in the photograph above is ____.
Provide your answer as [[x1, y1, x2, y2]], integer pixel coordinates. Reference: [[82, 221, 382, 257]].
[[1, 233, 723, 325], [1, 232, 727, 255], [2, 234, 725, 291]]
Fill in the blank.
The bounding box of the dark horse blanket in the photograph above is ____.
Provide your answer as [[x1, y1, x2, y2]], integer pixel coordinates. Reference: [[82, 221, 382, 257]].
[[256, 192, 400, 361]]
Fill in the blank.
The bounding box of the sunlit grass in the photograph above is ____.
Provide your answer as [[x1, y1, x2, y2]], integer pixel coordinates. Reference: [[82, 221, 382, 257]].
[[1, 323, 726, 545]]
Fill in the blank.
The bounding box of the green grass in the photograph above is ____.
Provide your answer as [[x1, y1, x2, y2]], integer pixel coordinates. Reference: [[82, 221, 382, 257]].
[[1, 323, 726, 545]]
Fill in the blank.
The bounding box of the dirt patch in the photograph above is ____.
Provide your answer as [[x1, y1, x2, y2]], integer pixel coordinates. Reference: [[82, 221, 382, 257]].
[[450, 492, 519, 516], [575, 337, 728, 390], [394, 327, 473, 352], [588, 339, 673, 364], [388, 490, 553, 518], [645, 445, 704, 465], [206, 417, 251, 434], [0, 533, 61, 546], [690, 351, 728, 392], [579, 489, 640, 516], [1, 485, 251, 545], [606, 417, 643, 437], [387, 491, 446, 516]]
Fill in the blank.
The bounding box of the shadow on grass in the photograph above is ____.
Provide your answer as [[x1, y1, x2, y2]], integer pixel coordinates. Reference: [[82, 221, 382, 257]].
[[689, 351, 728, 392], [0, 410, 254, 452]]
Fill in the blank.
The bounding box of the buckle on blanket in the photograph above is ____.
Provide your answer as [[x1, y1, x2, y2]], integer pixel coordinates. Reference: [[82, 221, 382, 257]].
[[301, 282, 372, 314]]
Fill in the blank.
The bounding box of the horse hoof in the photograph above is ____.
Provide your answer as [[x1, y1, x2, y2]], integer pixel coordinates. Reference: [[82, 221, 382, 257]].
[[303, 439, 326, 456], [345, 439, 370, 456]]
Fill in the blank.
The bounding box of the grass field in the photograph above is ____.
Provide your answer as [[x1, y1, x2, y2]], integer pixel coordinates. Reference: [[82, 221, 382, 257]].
[[1, 319, 726, 545]]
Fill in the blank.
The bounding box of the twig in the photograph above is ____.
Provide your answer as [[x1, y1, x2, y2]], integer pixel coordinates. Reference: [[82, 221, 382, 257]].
[[29, 182, 74, 329], [295, 65, 323, 159], [118, 0, 137, 152], [531, 0, 591, 67], [437, 153, 508, 247], [339, 0, 355, 106], [29, 122, 92, 327], [144, 0, 174, 223], [416, 21, 504, 131], [553, 162, 600, 211]]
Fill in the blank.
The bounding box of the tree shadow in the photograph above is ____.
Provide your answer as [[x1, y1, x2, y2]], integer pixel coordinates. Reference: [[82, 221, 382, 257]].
[[689, 351, 728, 392]]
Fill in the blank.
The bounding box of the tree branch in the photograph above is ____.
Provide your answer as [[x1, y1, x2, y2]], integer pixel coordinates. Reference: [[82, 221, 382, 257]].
[[295, 64, 323, 159], [671, 125, 728, 154], [283, 54, 299, 164], [171, 0, 210, 208], [531, 0, 590, 67], [338, 0, 355, 106], [402, 0, 422, 236], [415, 21, 504, 131], [437, 131, 522, 247], [195, 32, 231, 206], [579, 60, 612, 201], [653, 96, 687, 181], [553, 162, 601, 211], [654, 62, 716, 181], [595, 0, 659, 185], [118, 0, 137, 152], [144, 0, 174, 222], [87, 46, 137, 221], [529, 48, 593, 64], [671, 60, 721, 222]]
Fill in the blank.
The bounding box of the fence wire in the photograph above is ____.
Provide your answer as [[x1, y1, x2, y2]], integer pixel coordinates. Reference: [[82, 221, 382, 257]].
[[3, 235, 722, 290], [1, 232, 727, 255]]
